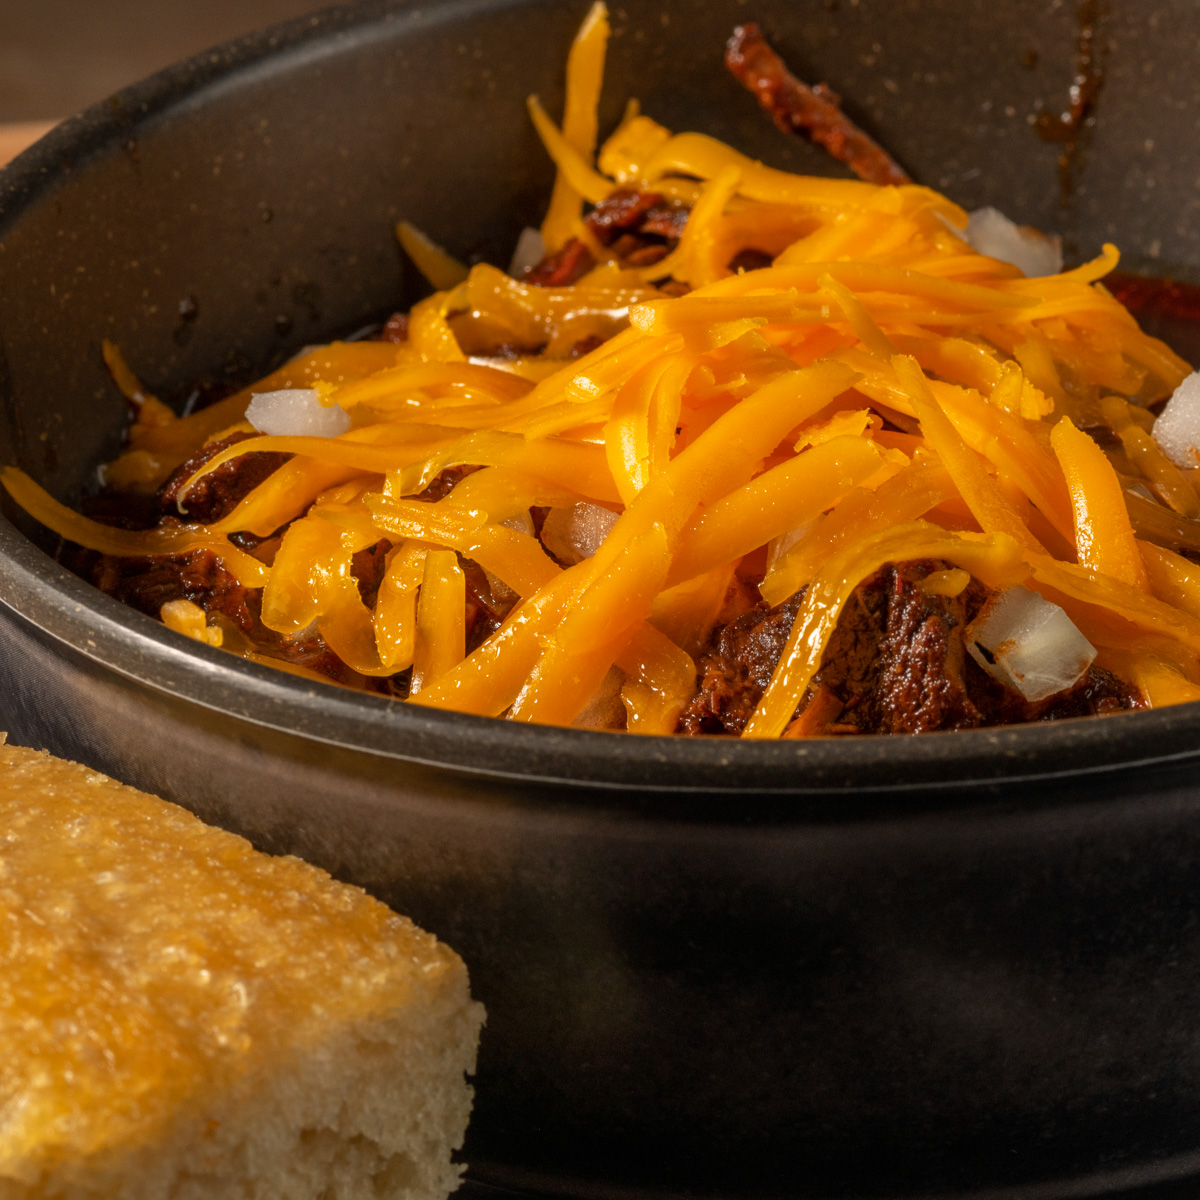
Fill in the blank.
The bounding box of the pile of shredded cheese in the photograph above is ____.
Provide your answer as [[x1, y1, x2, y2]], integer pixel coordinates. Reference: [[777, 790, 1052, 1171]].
[[6, 2, 1200, 737]]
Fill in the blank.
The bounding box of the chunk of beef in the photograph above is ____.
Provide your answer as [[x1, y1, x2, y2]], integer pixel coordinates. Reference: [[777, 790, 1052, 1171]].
[[92, 547, 255, 632], [638, 202, 690, 241], [461, 557, 518, 654], [728, 248, 775, 274], [725, 22, 911, 187], [967, 660, 1143, 725], [78, 490, 161, 531], [570, 333, 607, 359], [352, 540, 391, 609], [584, 188, 666, 244], [381, 312, 410, 342], [678, 592, 804, 735], [416, 464, 481, 503], [678, 559, 1142, 736], [158, 432, 289, 525], [859, 561, 982, 734], [525, 238, 596, 287]]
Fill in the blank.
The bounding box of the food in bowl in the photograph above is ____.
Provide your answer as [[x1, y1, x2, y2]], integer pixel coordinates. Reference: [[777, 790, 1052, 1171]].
[[0, 734, 483, 1200], [5, 7, 1200, 739]]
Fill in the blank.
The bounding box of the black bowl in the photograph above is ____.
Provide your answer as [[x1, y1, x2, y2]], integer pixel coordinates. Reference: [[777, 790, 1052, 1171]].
[[4, 2, 1200, 1197]]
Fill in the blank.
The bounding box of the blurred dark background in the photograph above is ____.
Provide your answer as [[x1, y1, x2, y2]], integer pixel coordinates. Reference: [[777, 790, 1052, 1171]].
[[0, 0, 330, 122]]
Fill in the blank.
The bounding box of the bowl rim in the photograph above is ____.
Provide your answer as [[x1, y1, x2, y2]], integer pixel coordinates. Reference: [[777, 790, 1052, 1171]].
[[2, 0, 1199, 797]]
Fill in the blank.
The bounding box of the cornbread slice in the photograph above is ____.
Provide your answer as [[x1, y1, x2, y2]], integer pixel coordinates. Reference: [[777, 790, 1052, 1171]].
[[0, 737, 484, 1200]]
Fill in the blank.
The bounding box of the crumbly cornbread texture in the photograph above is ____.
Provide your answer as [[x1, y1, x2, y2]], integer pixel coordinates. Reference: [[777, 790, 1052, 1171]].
[[0, 738, 484, 1200]]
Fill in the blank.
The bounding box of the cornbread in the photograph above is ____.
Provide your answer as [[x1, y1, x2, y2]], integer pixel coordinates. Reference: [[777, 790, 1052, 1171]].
[[0, 737, 484, 1200]]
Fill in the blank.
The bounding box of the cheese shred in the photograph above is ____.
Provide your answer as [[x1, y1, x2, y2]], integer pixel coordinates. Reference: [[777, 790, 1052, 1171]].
[[3, 11, 1197, 736]]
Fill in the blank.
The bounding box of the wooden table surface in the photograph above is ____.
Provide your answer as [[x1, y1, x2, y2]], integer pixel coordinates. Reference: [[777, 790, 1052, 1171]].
[[0, 120, 56, 167]]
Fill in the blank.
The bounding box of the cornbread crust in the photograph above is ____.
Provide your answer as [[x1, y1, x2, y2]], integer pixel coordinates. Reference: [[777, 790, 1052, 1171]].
[[0, 737, 484, 1200]]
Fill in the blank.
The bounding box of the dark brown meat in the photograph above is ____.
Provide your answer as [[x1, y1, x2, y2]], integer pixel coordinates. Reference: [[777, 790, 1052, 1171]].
[[381, 312, 410, 342], [523, 190, 693, 288], [638, 202, 690, 241], [725, 23, 910, 187], [584, 188, 666, 244], [865, 563, 982, 733], [678, 592, 805, 735], [728, 248, 775, 274], [90, 546, 369, 686], [158, 432, 289, 525], [416, 464, 481, 503], [968, 660, 1143, 725], [678, 560, 1142, 736], [525, 238, 596, 287], [570, 333, 607, 359], [92, 547, 256, 631], [352, 540, 391, 609], [584, 187, 691, 267], [461, 557, 518, 655]]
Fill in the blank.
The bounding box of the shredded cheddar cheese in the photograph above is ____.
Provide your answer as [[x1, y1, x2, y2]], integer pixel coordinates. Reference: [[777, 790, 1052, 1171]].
[[4, 8, 1198, 736]]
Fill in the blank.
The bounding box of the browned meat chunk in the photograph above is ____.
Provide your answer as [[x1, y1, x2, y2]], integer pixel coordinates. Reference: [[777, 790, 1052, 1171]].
[[678, 560, 1143, 736], [352, 540, 391, 609], [525, 238, 596, 287], [92, 547, 256, 631], [725, 22, 910, 187], [678, 592, 805, 735], [380, 312, 410, 342], [158, 432, 289, 525], [864, 562, 982, 734], [416, 464, 481, 503], [462, 558, 517, 655], [637, 202, 690, 241], [584, 188, 666, 244]]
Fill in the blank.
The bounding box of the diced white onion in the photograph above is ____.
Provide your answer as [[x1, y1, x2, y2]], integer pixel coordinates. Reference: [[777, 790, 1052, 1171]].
[[245, 388, 350, 438], [482, 511, 536, 604], [540, 502, 619, 565], [1153, 371, 1200, 469], [965, 207, 1063, 278], [766, 523, 812, 575], [500, 510, 536, 537], [509, 226, 546, 277], [571, 665, 626, 730], [964, 586, 1095, 702]]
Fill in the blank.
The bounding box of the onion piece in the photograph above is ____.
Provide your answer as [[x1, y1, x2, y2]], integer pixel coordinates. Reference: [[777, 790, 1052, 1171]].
[[1152, 371, 1200, 469], [965, 207, 1063, 278], [765, 522, 812, 576], [509, 226, 547, 277], [964, 586, 1095, 702], [245, 388, 350, 438], [540, 501, 620, 565]]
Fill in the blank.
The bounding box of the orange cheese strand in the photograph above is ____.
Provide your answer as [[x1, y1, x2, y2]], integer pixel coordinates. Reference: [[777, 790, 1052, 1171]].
[[372, 543, 426, 672], [667, 434, 886, 586], [408, 563, 589, 717], [1027, 552, 1200, 654], [540, 0, 611, 251], [616, 623, 698, 734], [1051, 415, 1150, 592], [410, 549, 467, 694], [1141, 541, 1200, 620], [891, 355, 1043, 552], [366, 495, 560, 599], [399, 430, 621, 505], [119, 341, 401, 482], [509, 523, 669, 726], [0, 468, 268, 588], [761, 455, 955, 605], [604, 358, 675, 505], [259, 515, 375, 635]]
